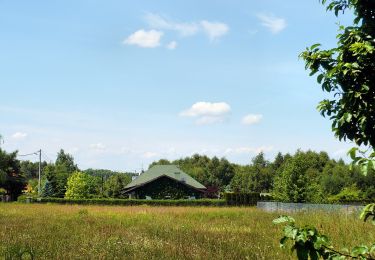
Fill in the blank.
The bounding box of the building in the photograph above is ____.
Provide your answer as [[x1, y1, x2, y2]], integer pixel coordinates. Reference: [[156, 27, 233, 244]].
[[122, 165, 206, 199]]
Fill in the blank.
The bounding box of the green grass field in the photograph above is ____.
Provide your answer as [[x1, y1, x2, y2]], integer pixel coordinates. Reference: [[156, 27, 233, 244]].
[[1, 204, 375, 259]]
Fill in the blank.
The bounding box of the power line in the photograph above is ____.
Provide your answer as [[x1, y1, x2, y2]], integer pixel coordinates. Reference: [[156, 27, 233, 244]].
[[18, 151, 39, 157], [17, 149, 42, 196]]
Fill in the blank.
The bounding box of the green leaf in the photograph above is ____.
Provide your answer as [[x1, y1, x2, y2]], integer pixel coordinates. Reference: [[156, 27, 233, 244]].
[[273, 215, 295, 224], [317, 74, 324, 84], [284, 225, 298, 239], [310, 43, 321, 50], [348, 147, 358, 160], [351, 246, 369, 257]]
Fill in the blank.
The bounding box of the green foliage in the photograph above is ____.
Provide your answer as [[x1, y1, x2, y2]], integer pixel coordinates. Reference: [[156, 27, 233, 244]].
[[348, 148, 375, 175], [302, 0, 375, 174], [0, 148, 26, 200], [273, 151, 329, 203], [55, 149, 78, 173], [42, 180, 54, 198], [65, 172, 98, 199], [274, 215, 375, 259], [328, 186, 362, 203], [104, 174, 131, 198], [152, 154, 235, 190], [20, 160, 46, 179], [301, 2, 375, 150], [275, 1, 375, 259]]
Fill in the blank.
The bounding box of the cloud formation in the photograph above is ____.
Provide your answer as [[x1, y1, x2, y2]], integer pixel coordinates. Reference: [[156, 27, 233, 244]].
[[257, 14, 287, 34], [123, 29, 163, 48], [144, 13, 229, 41], [200, 20, 229, 41], [144, 13, 199, 37], [180, 102, 231, 125], [242, 114, 263, 125], [12, 132, 28, 140]]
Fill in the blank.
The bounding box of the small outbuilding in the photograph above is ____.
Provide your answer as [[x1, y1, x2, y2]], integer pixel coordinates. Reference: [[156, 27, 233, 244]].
[[123, 165, 206, 199]]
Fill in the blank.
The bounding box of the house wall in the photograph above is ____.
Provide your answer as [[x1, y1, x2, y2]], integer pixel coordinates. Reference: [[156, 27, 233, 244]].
[[132, 176, 204, 199]]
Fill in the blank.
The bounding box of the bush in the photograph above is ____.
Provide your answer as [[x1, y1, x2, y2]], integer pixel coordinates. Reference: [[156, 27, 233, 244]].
[[24, 197, 227, 207], [17, 193, 39, 203], [223, 192, 260, 206], [328, 186, 363, 204]]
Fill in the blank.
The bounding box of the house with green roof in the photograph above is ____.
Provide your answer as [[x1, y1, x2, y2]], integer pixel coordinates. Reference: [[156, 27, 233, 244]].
[[122, 165, 207, 199]]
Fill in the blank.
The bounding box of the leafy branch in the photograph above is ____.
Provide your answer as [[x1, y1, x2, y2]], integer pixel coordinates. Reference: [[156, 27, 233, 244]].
[[273, 215, 375, 259]]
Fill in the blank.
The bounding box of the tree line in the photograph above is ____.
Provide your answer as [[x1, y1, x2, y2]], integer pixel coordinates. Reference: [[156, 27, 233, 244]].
[[151, 150, 375, 203], [1, 145, 374, 203]]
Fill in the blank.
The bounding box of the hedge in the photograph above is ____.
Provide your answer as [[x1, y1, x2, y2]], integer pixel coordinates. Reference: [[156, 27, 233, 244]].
[[223, 192, 261, 206], [22, 197, 227, 207], [18, 193, 270, 206]]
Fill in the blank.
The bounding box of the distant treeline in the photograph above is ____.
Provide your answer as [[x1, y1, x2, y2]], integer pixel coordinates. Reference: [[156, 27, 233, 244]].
[[2, 146, 374, 203], [151, 151, 375, 203]]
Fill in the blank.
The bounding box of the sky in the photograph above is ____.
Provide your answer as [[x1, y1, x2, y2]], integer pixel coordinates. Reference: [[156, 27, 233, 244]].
[[0, 0, 356, 172]]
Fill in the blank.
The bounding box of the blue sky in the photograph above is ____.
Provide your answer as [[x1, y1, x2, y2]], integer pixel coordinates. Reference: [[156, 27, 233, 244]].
[[1, 0, 355, 171]]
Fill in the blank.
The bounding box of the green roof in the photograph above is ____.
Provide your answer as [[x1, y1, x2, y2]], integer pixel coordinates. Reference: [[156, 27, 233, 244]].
[[124, 165, 206, 190]]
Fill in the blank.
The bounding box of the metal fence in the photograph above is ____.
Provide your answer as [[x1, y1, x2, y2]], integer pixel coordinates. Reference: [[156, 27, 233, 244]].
[[257, 201, 364, 214]]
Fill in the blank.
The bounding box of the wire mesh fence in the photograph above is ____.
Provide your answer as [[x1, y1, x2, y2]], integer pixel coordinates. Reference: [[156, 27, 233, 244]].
[[257, 201, 364, 214]]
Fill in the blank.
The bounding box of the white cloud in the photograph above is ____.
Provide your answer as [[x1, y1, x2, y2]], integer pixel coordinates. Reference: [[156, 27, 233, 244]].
[[242, 114, 263, 125], [144, 13, 199, 37], [200, 21, 229, 41], [166, 41, 177, 50], [123, 29, 163, 48], [181, 102, 231, 117], [144, 13, 229, 41], [12, 132, 28, 140], [90, 143, 106, 151], [180, 102, 231, 125], [257, 13, 287, 34]]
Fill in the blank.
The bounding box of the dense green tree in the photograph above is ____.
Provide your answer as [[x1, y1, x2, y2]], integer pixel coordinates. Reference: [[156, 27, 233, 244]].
[[42, 180, 54, 197], [0, 148, 26, 200], [20, 160, 47, 179], [272, 152, 285, 170], [149, 159, 171, 168], [51, 150, 78, 197], [65, 172, 97, 199], [252, 152, 269, 168], [273, 151, 328, 203], [55, 149, 78, 173], [104, 174, 131, 198]]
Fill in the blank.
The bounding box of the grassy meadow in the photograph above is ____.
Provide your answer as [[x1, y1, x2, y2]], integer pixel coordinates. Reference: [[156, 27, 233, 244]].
[[1, 204, 375, 259]]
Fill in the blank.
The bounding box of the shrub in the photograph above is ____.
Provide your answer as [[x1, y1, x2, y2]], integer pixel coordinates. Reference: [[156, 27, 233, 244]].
[[26, 197, 227, 207], [17, 193, 39, 203], [328, 186, 363, 204], [223, 192, 260, 206]]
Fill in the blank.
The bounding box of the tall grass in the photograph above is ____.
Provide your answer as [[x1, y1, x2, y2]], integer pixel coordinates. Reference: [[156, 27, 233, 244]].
[[0, 204, 374, 259]]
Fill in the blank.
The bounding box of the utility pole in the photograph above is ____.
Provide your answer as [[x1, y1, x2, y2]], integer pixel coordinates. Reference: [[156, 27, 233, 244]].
[[38, 149, 41, 196]]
